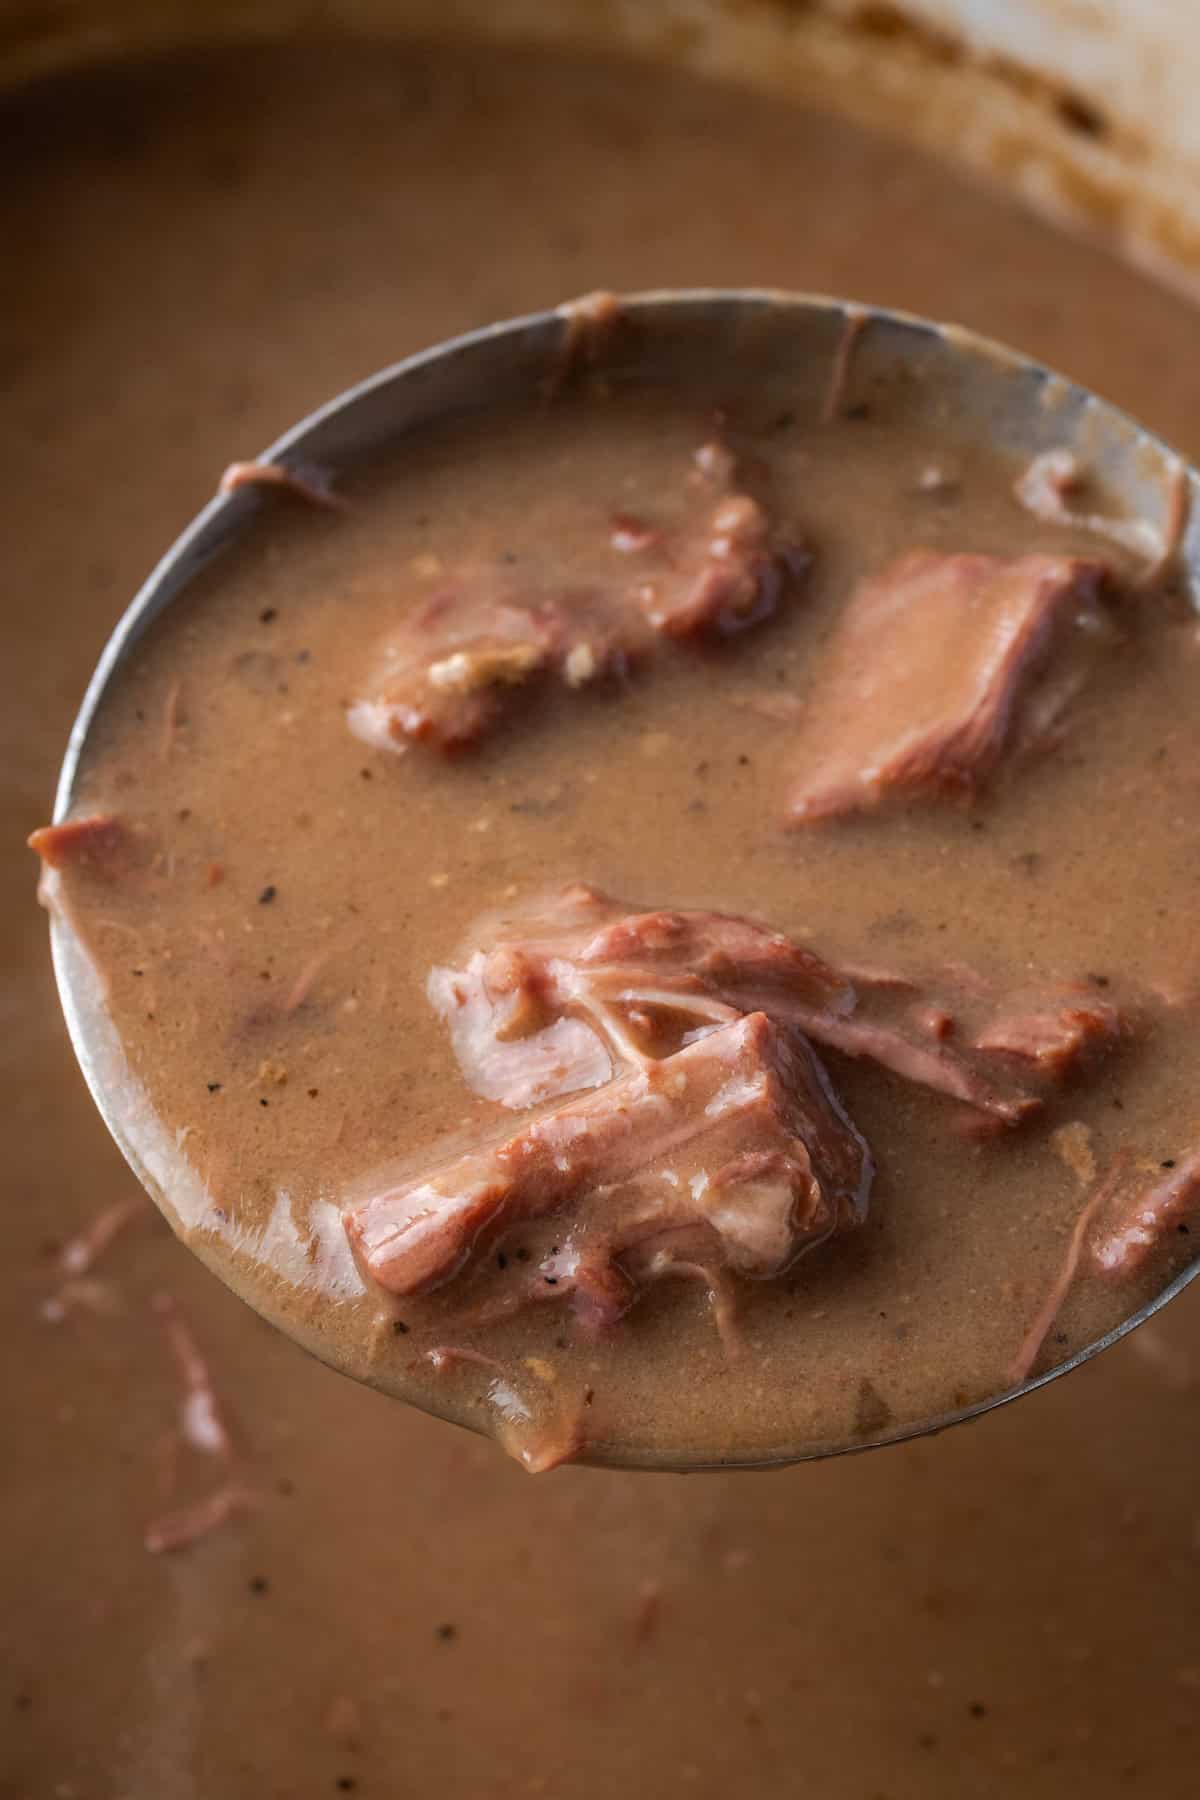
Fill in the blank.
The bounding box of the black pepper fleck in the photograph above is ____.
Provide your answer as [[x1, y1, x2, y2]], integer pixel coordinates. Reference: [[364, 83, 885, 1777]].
[[1056, 91, 1106, 137], [259, 1098, 269, 1108], [360, 768, 373, 780], [496, 1250, 509, 1270], [737, 753, 751, 767], [436, 1622, 458, 1642], [249, 1575, 270, 1594], [336, 1780, 357, 1794], [258, 884, 277, 905], [968, 1702, 987, 1719], [846, 401, 872, 420], [392, 1319, 409, 1335], [259, 606, 278, 623], [207, 1081, 222, 1093], [515, 1247, 530, 1263], [1162, 1159, 1177, 1169]]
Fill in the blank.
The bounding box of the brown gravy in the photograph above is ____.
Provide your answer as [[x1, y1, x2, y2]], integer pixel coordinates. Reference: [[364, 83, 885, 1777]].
[[45, 337, 1200, 1468], [7, 39, 1200, 1797]]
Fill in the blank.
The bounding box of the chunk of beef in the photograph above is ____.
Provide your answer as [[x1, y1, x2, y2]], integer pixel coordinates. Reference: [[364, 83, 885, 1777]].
[[788, 550, 1110, 823], [347, 588, 568, 754], [1090, 1148, 1200, 1278], [28, 813, 135, 876], [344, 1012, 872, 1329], [430, 886, 1038, 1126], [351, 444, 807, 757]]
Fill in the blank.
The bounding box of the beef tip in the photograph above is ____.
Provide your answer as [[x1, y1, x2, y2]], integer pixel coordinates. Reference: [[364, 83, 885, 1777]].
[[28, 813, 135, 876], [350, 442, 807, 758], [788, 550, 1110, 823], [1089, 1148, 1200, 1278], [633, 494, 809, 640], [975, 995, 1125, 1079], [432, 886, 1038, 1126], [347, 589, 563, 754], [344, 1012, 872, 1326], [429, 887, 854, 1109]]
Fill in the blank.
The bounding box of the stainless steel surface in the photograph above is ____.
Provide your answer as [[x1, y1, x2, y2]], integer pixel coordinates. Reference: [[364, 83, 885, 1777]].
[[46, 286, 1200, 1466]]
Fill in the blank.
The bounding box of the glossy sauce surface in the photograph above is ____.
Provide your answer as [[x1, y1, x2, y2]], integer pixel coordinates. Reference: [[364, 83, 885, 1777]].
[[6, 41, 1200, 1797], [56, 371, 1198, 1466]]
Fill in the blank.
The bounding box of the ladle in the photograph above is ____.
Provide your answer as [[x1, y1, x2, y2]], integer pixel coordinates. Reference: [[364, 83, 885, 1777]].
[[40, 289, 1200, 1470]]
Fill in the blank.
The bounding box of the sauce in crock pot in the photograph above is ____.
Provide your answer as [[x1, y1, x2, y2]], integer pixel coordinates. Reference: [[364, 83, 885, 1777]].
[[6, 38, 1200, 1798]]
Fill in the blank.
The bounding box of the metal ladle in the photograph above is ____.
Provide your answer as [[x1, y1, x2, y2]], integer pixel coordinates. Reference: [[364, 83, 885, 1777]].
[[42, 289, 1200, 1470]]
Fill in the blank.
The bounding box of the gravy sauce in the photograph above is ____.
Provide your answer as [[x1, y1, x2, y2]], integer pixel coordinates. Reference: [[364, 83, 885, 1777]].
[[6, 41, 1200, 1796], [47, 367, 1199, 1468]]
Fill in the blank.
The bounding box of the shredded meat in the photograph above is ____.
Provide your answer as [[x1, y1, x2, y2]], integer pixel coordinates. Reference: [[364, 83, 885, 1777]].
[[1090, 1148, 1200, 1278], [1007, 1154, 1131, 1386], [556, 289, 624, 378], [974, 996, 1125, 1078], [632, 493, 809, 640], [144, 1485, 255, 1555], [787, 550, 1111, 823], [821, 305, 868, 424], [344, 1010, 872, 1330], [143, 1293, 252, 1552], [152, 1291, 235, 1459], [57, 1195, 148, 1277], [219, 458, 345, 510], [429, 885, 1039, 1126], [28, 813, 135, 874]]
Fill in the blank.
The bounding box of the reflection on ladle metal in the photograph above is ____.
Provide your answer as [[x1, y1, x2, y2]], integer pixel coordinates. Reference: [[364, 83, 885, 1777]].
[[39, 289, 1200, 1471]]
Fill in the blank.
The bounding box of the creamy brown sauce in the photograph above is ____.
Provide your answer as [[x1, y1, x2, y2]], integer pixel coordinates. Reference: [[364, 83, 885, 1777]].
[[7, 39, 1200, 1795], [47, 361, 1200, 1468]]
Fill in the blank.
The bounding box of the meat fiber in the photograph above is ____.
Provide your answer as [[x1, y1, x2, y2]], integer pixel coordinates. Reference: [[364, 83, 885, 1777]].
[[344, 1011, 872, 1330], [788, 549, 1111, 822]]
